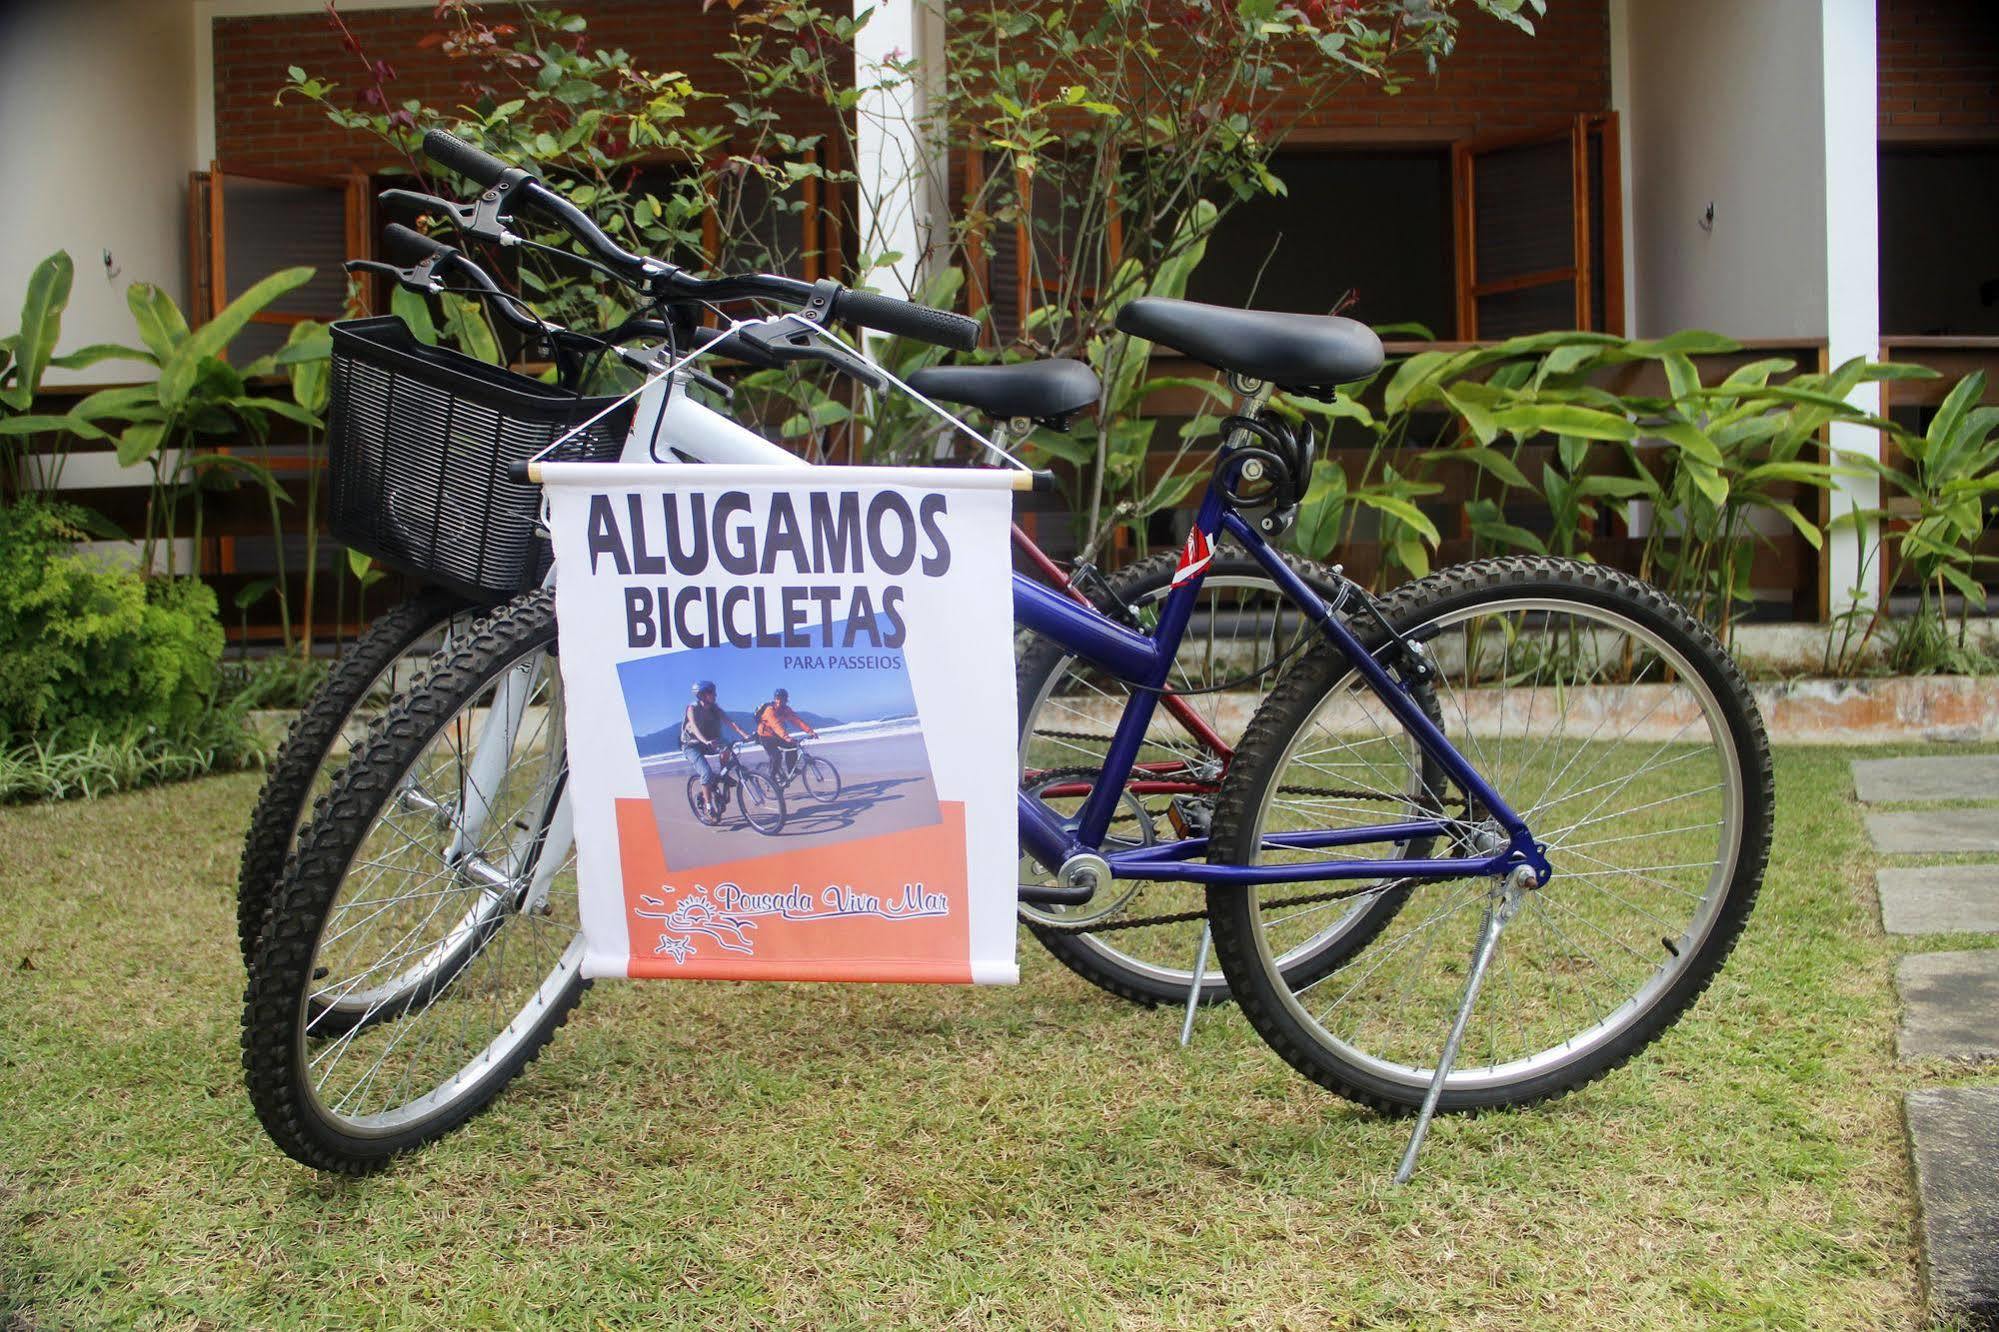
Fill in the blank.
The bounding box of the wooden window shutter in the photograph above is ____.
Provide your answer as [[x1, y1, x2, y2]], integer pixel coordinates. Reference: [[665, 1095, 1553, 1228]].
[[195, 162, 368, 352], [1453, 113, 1623, 340]]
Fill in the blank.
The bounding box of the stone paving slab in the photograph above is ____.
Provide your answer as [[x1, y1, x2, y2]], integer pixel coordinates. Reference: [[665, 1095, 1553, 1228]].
[[1868, 808, 1999, 855], [1898, 950, 1999, 1060], [1854, 754, 1999, 804], [1879, 865, 1999, 935], [1905, 1087, 1999, 1328]]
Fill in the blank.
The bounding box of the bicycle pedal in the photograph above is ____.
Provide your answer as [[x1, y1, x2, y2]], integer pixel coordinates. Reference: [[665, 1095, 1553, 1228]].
[[1167, 796, 1213, 839]]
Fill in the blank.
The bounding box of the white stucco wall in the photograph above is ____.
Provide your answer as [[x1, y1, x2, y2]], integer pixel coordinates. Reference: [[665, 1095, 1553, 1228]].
[[1615, 0, 1833, 341], [1820, 0, 1882, 613], [0, 0, 199, 386]]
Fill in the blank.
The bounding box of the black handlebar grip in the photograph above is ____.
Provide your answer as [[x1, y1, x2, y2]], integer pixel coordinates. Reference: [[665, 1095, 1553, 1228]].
[[381, 223, 451, 265], [833, 288, 981, 353], [422, 128, 515, 188]]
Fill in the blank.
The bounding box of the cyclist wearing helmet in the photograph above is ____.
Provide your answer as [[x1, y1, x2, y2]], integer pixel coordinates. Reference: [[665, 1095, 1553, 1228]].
[[682, 680, 750, 817], [755, 686, 818, 782]]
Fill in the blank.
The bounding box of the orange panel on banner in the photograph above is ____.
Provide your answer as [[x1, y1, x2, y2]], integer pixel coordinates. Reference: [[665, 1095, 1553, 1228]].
[[614, 799, 974, 983]]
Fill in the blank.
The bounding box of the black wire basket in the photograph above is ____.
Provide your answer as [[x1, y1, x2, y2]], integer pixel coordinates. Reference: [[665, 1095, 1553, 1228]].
[[326, 315, 634, 600]]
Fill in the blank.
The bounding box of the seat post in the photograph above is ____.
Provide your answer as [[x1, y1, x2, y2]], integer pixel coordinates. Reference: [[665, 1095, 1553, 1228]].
[[1222, 373, 1272, 455]]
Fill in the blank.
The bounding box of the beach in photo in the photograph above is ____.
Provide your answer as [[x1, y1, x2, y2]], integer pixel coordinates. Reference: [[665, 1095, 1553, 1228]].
[[617, 628, 943, 872]]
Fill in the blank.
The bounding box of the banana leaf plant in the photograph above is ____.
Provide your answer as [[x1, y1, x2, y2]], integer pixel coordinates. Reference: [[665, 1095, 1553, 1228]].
[[66, 269, 326, 582], [1833, 370, 1999, 673], [0, 252, 162, 487], [1287, 325, 1925, 641], [0, 252, 330, 590]]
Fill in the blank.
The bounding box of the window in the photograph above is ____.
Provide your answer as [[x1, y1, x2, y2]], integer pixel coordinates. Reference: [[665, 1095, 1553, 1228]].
[[1452, 114, 1623, 339], [1187, 148, 1455, 333], [1880, 144, 1999, 336], [189, 163, 365, 360]]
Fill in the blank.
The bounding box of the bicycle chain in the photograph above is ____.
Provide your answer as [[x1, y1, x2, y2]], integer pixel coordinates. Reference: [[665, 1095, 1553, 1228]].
[[1020, 764, 1419, 936]]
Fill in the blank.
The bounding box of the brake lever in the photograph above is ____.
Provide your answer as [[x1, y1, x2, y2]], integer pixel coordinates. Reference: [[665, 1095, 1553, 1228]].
[[735, 315, 888, 392], [683, 366, 735, 403], [343, 258, 438, 292], [378, 187, 518, 246]]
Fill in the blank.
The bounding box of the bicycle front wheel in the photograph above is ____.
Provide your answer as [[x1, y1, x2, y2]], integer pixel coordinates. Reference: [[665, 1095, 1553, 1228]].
[[800, 753, 842, 802], [243, 592, 585, 1173], [738, 769, 787, 834], [1207, 557, 1772, 1114], [236, 589, 479, 963]]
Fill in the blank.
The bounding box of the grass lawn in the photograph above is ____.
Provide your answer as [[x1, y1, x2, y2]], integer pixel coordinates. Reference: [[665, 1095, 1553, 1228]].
[[1, 747, 1991, 1329]]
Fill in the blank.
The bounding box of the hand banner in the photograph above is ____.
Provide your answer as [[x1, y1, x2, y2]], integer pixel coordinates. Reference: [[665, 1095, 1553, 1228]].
[[541, 463, 1020, 984]]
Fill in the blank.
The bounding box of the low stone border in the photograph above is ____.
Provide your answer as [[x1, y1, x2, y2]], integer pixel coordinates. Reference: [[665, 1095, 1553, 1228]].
[[1026, 676, 1999, 747], [1755, 677, 1999, 744]]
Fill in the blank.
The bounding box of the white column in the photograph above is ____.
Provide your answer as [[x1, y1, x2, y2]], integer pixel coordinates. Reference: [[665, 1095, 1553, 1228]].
[[851, 0, 946, 300], [1606, 0, 1640, 334], [1820, 0, 1881, 618]]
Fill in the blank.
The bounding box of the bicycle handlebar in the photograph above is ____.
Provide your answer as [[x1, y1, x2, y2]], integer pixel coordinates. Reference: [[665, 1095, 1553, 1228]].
[[419, 127, 982, 353], [380, 220, 452, 267], [421, 127, 514, 189], [378, 222, 543, 337], [359, 224, 776, 387]]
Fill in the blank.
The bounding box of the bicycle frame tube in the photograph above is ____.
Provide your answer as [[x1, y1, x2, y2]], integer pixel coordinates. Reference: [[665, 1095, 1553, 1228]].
[[1016, 482, 1230, 862], [1011, 523, 1233, 763], [1015, 463, 1551, 890], [620, 375, 798, 466]]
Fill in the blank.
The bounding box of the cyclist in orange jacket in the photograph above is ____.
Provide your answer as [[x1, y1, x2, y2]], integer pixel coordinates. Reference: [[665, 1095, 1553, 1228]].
[[754, 687, 817, 783]]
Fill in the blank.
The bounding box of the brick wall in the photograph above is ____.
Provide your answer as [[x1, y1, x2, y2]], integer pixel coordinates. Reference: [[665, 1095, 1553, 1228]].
[[1879, 0, 1999, 139], [212, 3, 1611, 176], [211, 2, 849, 176], [1285, 1, 1611, 141]]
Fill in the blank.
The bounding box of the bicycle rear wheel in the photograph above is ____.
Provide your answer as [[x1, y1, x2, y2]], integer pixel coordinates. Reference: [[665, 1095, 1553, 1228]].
[[1207, 557, 1772, 1114], [1015, 546, 1425, 1007], [243, 592, 584, 1173], [236, 589, 478, 962], [686, 774, 722, 826]]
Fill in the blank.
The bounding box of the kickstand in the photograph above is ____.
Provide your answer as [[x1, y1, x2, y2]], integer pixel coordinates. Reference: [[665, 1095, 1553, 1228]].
[[1393, 871, 1530, 1186], [1178, 922, 1212, 1047]]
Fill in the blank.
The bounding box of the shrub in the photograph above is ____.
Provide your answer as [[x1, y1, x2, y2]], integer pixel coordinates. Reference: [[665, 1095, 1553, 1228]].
[[0, 499, 224, 743]]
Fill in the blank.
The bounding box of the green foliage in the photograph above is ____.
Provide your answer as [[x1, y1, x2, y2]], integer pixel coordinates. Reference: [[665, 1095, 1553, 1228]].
[[944, 0, 1541, 357], [1832, 370, 1999, 674], [281, 3, 846, 339], [215, 652, 330, 714], [1037, 199, 1232, 550], [0, 500, 224, 743], [1285, 328, 1922, 642], [0, 251, 75, 412]]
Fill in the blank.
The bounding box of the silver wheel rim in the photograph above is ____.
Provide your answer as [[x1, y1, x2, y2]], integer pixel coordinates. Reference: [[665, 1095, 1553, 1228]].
[[1240, 593, 1745, 1094], [296, 643, 582, 1135]]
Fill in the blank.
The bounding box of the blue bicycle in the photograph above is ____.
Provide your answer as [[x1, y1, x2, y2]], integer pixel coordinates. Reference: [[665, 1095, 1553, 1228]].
[[244, 134, 1772, 1174]]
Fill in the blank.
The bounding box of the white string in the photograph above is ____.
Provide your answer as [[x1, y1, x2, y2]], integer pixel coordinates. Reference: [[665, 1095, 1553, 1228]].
[[524, 320, 749, 465], [805, 324, 1033, 473], [526, 312, 1036, 476]]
